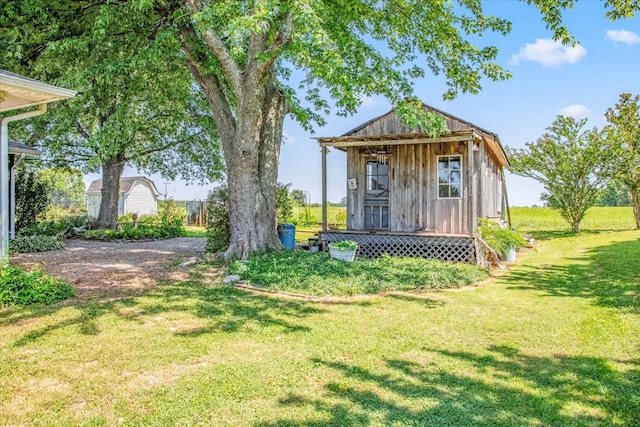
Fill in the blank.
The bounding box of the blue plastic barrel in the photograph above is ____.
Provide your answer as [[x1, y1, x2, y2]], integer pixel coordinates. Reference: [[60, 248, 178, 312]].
[[277, 223, 296, 250]]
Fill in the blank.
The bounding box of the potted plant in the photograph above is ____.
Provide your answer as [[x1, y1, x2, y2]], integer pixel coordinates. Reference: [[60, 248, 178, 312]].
[[327, 240, 358, 262], [478, 218, 527, 262]]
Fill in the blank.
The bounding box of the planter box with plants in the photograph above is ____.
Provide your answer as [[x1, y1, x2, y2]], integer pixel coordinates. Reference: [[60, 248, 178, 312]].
[[327, 240, 358, 262]]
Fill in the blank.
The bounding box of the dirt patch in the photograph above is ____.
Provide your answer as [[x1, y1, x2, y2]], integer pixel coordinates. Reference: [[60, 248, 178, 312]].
[[11, 238, 208, 301]]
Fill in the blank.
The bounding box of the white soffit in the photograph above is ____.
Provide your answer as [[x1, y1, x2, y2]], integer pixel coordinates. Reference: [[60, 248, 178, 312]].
[[0, 69, 77, 112]]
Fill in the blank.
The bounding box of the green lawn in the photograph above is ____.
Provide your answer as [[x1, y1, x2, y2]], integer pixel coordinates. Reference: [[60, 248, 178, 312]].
[[1, 207, 639, 425], [184, 225, 322, 243], [184, 225, 207, 237]]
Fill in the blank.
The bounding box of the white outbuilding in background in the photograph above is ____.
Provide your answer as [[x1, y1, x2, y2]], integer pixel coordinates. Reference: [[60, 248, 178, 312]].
[[85, 176, 161, 218]]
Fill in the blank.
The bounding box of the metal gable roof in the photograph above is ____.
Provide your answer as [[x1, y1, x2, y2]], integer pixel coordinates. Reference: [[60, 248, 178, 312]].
[[318, 101, 510, 168], [86, 176, 161, 197]]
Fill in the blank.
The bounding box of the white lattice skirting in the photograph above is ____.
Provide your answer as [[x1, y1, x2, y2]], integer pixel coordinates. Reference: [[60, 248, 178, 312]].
[[321, 232, 477, 264]]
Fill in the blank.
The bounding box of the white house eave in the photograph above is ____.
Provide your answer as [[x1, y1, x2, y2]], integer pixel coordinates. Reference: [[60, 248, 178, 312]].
[[1, 70, 76, 259], [0, 70, 77, 112], [9, 147, 40, 157]]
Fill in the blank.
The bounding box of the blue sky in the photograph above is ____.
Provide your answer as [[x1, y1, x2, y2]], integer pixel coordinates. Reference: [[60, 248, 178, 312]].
[[88, 1, 640, 206]]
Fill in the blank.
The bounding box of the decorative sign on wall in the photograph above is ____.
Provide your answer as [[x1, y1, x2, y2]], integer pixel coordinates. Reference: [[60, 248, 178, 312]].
[[347, 178, 357, 190]]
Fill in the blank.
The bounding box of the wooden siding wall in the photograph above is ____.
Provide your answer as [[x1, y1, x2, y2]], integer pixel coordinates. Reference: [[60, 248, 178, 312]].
[[346, 141, 471, 234], [346, 146, 364, 230], [86, 194, 101, 218], [475, 141, 503, 220], [349, 107, 475, 137]]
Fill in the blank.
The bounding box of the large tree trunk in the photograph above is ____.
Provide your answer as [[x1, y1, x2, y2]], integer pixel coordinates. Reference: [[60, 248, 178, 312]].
[[95, 156, 125, 229], [175, 11, 288, 260], [630, 187, 640, 229], [223, 78, 285, 260]]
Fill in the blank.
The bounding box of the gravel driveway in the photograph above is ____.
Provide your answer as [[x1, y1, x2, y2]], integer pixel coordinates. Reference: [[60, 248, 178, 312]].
[[11, 238, 207, 300]]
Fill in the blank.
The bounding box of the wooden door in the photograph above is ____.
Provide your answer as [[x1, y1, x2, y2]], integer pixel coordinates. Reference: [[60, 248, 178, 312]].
[[364, 159, 390, 229]]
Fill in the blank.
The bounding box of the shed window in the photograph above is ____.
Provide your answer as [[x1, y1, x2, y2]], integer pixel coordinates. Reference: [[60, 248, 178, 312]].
[[437, 155, 462, 199], [366, 161, 389, 194]]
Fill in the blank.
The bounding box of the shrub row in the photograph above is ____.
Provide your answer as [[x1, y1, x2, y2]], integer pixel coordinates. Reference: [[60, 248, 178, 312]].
[[19, 215, 91, 238], [83, 222, 185, 240]]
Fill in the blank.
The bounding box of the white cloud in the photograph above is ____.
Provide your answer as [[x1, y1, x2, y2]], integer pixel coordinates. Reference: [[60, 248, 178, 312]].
[[358, 95, 378, 108], [606, 29, 640, 45], [510, 38, 587, 67], [557, 104, 591, 119], [282, 130, 299, 144]]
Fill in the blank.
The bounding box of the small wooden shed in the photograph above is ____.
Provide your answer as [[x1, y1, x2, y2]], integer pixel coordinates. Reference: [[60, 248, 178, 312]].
[[318, 103, 510, 264], [86, 176, 160, 218]]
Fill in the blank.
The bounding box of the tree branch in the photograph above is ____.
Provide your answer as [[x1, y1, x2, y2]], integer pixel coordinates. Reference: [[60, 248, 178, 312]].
[[134, 130, 206, 157], [75, 119, 91, 139], [176, 19, 236, 143], [278, 11, 296, 49], [201, 29, 243, 92]]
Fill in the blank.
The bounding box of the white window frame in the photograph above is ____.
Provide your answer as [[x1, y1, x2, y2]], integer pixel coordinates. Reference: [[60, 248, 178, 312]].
[[436, 155, 463, 199]]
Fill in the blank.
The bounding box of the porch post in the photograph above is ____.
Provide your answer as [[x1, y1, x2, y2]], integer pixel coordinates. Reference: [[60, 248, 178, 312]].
[[501, 172, 512, 228], [467, 139, 475, 237], [0, 104, 48, 259], [321, 146, 328, 233]]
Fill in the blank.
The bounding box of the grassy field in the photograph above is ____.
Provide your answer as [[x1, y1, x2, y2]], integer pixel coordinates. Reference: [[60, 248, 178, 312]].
[[292, 205, 346, 226], [511, 206, 637, 234], [1, 207, 639, 425], [184, 226, 207, 238], [182, 206, 343, 242], [184, 226, 323, 243]]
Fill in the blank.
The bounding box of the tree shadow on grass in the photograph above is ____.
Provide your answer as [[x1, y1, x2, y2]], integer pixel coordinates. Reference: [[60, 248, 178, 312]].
[[3, 266, 448, 346], [259, 345, 640, 426], [383, 292, 446, 308], [524, 229, 582, 241], [505, 238, 640, 312], [7, 281, 332, 347], [523, 229, 629, 242]]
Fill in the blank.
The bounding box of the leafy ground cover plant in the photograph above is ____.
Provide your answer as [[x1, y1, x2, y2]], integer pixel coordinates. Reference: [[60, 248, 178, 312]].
[[11, 214, 91, 253], [227, 251, 488, 296], [19, 215, 91, 238], [0, 264, 75, 306], [9, 235, 65, 254]]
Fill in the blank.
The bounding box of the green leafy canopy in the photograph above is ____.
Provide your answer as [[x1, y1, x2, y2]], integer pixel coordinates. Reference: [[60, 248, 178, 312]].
[[144, 0, 519, 134], [604, 92, 640, 228], [507, 116, 615, 232], [1, 1, 224, 184]]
